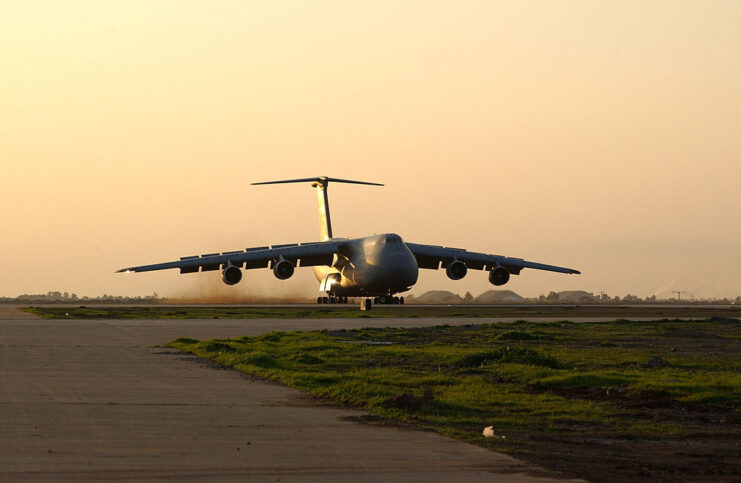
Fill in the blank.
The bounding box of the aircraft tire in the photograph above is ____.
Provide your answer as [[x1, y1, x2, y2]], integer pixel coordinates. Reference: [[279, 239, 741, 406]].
[[400, 296, 404, 305]]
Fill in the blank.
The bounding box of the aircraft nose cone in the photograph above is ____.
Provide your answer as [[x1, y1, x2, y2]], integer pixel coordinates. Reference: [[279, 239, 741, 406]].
[[384, 252, 419, 289], [358, 239, 419, 292]]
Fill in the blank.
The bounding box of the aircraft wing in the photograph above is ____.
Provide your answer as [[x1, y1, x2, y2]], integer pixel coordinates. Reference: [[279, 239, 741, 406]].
[[117, 241, 340, 274], [405, 243, 580, 275]]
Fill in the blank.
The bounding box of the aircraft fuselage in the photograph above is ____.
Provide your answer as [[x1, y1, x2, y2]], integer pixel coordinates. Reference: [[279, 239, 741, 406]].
[[312, 233, 418, 297]]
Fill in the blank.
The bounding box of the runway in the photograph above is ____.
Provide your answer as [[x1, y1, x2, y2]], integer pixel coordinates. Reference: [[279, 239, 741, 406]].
[[0, 314, 578, 482]]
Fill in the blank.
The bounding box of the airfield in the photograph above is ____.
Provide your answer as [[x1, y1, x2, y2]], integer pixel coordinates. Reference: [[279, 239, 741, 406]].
[[1, 305, 739, 481]]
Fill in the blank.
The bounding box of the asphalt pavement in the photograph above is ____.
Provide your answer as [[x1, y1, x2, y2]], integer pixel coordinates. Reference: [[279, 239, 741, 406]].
[[0, 310, 576, 482]]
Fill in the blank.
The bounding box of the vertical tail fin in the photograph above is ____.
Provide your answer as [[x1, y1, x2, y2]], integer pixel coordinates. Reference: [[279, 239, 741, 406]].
[[251, 176, 383, 241], [313, 180, 332, 240]]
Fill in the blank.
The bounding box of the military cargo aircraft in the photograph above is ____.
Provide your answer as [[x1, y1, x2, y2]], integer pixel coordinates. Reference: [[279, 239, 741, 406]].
[[118, 177, 579, 307]]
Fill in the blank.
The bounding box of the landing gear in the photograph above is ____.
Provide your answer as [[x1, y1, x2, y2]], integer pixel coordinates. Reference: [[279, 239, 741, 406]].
[[316, 295, 349, 304], [317, 294, 403, 308], [372, 295, 405, 305]]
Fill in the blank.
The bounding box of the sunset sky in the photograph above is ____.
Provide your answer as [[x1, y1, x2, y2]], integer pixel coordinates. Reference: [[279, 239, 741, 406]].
[[2, 1, 740, 299]]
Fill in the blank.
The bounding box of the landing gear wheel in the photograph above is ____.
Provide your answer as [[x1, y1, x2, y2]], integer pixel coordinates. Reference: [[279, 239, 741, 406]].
[[322, 297, 329, 304], [317, 297, 322, 304], [373, 295, 403, 305]]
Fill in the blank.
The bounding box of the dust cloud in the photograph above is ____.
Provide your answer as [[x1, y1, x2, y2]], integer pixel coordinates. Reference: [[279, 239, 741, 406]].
[[162, 271, 316, 304]]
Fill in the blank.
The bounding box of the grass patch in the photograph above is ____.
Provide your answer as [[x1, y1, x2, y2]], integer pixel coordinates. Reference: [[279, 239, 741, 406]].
[[455, 347, 565, 369], [197, 340, 237, 353], [538, 372, 635, 388], [169, 318, 740, 452], [240, 352, 278, 368], [168, 318, 741, 479], [290, 353, 325, 365], [496, 330, 554, 341], [172, 337, 199, 345]]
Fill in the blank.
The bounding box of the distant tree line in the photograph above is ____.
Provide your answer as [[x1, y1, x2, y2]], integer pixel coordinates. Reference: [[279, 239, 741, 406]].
[[407, 289, 741, 305], [537, 291, 741, 304], [0, 291, 160, 304]]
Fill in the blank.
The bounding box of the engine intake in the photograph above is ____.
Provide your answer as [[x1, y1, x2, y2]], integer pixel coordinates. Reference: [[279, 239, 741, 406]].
[[273, 259, 295, 280], [221, 265, 242, 285], [446, 260, 467, 280], [489, 266, 510, 286]]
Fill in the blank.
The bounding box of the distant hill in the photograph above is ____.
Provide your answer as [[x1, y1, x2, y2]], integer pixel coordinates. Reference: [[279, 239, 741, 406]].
[[555, 291, 596, 303], [407, 290, 464, 304], [473, 290, 524, 303], [407, 289, 604, 305], [407, 290, 525, 304]]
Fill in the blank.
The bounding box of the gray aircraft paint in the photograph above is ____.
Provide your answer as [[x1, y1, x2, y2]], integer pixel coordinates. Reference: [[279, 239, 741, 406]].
[[118, 176, 579, 299]]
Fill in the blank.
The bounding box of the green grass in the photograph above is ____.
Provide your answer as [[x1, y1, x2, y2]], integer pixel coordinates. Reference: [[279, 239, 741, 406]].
[[168, 318, 741, 451]]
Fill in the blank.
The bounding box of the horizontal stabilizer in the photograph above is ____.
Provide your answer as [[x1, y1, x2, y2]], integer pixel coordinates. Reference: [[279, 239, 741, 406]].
[[251, 176, 382, 240], [251, 176, 383, 187]]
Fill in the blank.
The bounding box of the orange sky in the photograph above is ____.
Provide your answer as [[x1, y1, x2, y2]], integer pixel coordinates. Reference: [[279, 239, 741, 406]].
[[2, 1, 740, 299]]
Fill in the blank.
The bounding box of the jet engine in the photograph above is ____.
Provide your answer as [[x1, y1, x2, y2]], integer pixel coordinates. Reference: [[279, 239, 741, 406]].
[[273, 259, 295, 280], [489, 266, 510, 286], [446, 260, 467, 280], [221, 265, 242, 285]]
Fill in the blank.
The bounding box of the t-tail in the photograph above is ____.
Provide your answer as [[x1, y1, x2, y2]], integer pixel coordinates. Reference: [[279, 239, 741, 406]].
[[251, 176, 383, 240]]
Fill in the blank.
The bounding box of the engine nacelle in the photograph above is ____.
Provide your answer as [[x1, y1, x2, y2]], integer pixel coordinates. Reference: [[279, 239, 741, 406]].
[[489, 266, 510, 286], [221, 265, 242, 285], [273, 259, 295, 280], [446, 260, 467, 280]]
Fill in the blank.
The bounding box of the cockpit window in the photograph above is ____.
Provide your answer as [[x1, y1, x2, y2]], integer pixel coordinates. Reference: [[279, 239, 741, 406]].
[[385, 234, 401, 243]]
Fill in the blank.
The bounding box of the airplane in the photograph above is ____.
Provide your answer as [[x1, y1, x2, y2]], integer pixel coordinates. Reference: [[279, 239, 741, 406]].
[[118, 176, 580, 308]]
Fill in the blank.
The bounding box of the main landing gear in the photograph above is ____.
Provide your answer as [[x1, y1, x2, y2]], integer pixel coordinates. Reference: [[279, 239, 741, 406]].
[[315, 294, 404, 309], [316, 296, 349, 304], [373, 295, 404, 305]]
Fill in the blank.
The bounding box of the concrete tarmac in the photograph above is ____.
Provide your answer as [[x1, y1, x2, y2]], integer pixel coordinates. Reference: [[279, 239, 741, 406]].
[[0, 314, 578, 482]]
